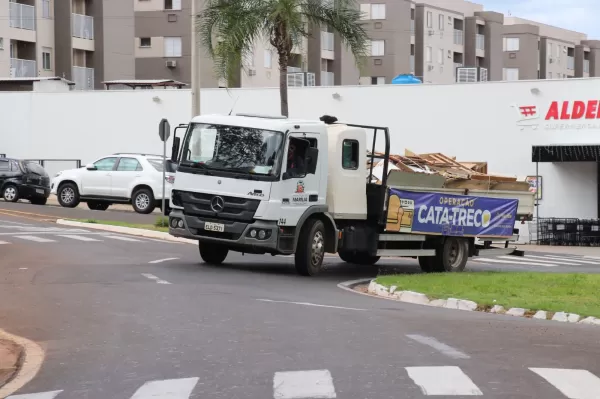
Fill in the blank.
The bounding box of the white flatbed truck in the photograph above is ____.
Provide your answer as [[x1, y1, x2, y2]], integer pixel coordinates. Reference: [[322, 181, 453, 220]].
[[167, 114, 534, 276]]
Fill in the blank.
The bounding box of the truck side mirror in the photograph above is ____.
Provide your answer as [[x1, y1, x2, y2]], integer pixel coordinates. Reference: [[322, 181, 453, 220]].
[[171, 136, 181, 162], [305, 147, 319, 175]]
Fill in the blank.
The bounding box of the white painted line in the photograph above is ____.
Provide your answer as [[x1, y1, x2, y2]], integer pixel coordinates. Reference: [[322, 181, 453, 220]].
[[57, 235, 101, 242], [149, 257, 180, 264], [406, 334, 470, 359], [517, 255, 581, 266], [0, 240, 10, 245], [472, 258, 558, 267], [0, 220, 32, 226], [257, 298, 366, 311], [130, 377, 199, 399], [19, 268, 27, 270], [273, 369, 336, 399], [405, 366, 483, 396], [530, 368, 600, 399], [103, 235, 142, 242], [584, 256, 600, 260], [15, 235, 55, 243], [6, 391, 63, 399], [540, 255, 600, 265], [141, 273, 172, 285]]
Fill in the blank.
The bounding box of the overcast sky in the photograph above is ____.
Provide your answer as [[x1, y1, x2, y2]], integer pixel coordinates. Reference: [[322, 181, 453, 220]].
[[478, 0, 596, 38]]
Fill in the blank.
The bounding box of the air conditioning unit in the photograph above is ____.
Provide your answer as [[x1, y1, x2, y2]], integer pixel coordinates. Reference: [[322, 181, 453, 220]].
[[428, 65, 434, 71], [166, 60, 177, 68], [428, 30, 435, 36], [248, 68, 256, 76], [549, 58, 554, 64]]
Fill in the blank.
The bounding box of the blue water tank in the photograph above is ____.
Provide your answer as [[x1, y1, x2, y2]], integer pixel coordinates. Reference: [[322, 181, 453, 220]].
[[391, 74, 422, 84]]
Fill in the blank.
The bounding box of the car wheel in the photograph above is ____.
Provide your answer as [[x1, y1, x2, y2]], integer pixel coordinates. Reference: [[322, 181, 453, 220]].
[[57, 183, 81, 208], [30, 197, 48, 206], [2, 185, 19, 203], [87, 201, 110, 211], [132, 188, 156, 214]]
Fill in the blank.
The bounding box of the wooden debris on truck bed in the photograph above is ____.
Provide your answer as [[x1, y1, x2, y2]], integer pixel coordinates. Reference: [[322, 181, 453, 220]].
[[367, 149, 531, 191]]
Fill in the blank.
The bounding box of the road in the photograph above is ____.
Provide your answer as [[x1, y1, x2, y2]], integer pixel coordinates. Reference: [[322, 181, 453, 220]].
[[1, 213, 600, 398]]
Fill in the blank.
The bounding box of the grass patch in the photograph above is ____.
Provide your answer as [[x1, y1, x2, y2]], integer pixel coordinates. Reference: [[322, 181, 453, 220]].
[[376, 272, 600, 318], [75, 218, 168, 233]]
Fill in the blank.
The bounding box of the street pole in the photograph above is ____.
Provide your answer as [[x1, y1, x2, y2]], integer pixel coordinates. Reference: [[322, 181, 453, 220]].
[[191, 0, 202, 117], [162, 137, 167, 218]]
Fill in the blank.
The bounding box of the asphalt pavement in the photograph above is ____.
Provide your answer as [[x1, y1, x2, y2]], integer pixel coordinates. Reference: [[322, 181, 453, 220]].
[[1, 213, 600, 398]]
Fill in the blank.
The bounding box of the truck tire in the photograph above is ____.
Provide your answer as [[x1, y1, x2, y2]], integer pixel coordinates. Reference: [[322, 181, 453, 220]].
[[199, 242, 229, 265], [418, 256, 436, 273], [433, 237, 469, 272], [338, 251, 380, 266], [295, 218, 326, 276]]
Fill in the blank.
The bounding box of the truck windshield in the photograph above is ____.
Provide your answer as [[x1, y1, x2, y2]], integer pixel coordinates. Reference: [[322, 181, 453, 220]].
[[180, 123, 284, 176]]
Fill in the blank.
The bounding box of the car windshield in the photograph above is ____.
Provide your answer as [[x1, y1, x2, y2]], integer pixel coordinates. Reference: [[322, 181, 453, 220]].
[[147, 159, 178, 173], [180, 123, 284, 176], [23, 161, 47, 176]]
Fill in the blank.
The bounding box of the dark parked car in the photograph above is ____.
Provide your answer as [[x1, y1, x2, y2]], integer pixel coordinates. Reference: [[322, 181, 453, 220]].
[[0, 158, 51, 205]]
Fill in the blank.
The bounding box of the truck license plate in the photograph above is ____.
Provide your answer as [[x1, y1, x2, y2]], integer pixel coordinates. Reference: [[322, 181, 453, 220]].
[[204, 222, 225, 233], [36, 189, 44, 194]]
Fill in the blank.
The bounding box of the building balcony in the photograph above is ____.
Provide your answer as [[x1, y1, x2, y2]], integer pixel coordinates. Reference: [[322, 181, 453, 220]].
[[321, 31, 334, 60], [454, 30, 463, 45], [584, 59, 590, 73], [321, 71, 334, 86], [72, 13, 94, 40], [287, 72, 315, 87], [476, 34, 485, 51], [10, 58, 37, 78], [10, 2, 35, 31], [72, 66, 95, 90], [567, 56, 575, 70], [453, 63, 463, 76]]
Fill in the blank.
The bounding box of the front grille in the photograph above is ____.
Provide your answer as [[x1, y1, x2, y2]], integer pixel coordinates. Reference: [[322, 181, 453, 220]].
[[180, 191, 260, 222], [190, 228, 241, 240]]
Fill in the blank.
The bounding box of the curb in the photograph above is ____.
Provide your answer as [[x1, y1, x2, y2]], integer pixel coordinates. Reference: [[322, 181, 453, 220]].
[[364, 280, 600, 327], [0, 329, 45, 398], [55, 219, 196, 244]]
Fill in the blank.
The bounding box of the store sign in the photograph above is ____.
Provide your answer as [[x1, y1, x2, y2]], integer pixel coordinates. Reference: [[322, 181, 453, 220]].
[[513, 100, 600, 130]]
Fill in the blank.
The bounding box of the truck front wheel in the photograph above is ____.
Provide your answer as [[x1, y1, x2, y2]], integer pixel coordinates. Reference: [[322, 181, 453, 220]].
[[434, 237, 468, 272], [199, 242, 229, 265], [295, 218, 326, 276]]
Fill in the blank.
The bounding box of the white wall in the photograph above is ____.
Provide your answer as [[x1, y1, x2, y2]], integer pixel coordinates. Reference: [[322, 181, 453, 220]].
[[1, 78, 599, 218]]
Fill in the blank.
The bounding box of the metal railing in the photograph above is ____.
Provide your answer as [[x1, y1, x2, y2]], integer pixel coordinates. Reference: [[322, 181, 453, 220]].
[[287, 72, 315, 87], [567, 56, 575, 70], [453, 29, 463, 45], [453, 63, 463, 76], [476, 34, 485, 51], [321, 31, 334, 51], [72, 66, 95, 90], [10, 58, 37, 78], [584, 59, 590, 73], [10, 2, 36, 30], [321, 71, 334, 86], [72, 13, 94, 40]]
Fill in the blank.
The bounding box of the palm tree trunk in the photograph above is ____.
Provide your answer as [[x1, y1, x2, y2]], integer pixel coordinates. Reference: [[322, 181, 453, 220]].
[[279, 54, 289, 117]]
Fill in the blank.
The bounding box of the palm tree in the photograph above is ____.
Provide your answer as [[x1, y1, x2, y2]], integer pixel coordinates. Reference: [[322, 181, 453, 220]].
[[197, 0, 369, 117]]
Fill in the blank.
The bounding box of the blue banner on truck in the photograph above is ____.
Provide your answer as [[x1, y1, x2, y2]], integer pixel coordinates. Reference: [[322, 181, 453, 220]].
[[386, 189, 518, 237]]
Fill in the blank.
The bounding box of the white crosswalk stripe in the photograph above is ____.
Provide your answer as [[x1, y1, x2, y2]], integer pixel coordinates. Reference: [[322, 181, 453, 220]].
[[15, 235, 56, 243], [472, 257, 560, 267], [7, 368, 600, 398], [56, 234, 102, 242], [103, 235, 142, 242], [0, 240, 9, 244], [473, 253, 600, 268]]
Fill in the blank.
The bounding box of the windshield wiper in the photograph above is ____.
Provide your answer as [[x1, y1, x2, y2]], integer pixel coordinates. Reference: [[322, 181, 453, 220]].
[[180, 161, 213, 175]]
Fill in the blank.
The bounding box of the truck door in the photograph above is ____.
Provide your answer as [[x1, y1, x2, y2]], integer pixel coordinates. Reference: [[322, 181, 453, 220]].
[[278, 133, 321, 228]]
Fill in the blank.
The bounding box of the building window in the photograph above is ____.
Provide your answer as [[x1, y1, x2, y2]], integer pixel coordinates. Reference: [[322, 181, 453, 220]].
[[264, 50, 272, 68], [370, 40, 385, 56], [140, 37, 151, 47], [42, 48, 52, 70], [503, 37, 520, 51], [42, 0, 51, 18], [164, 37, 182, 57], [427, 11, 432, 28], [426, 46, 432, 63], [342, 140, 359, 170], [371, 4, 386, 20], [164, 0, 182, 10], [438, 14, 444, 30], [371, 76, 385, 85], [437, 48, 443, 64], [0, 38, 3, 51], [503, 68, 519, 81]]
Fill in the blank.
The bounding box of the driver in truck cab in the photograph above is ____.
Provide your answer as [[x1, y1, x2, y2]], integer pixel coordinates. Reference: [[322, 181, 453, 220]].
[[286, 138, 305, 176]]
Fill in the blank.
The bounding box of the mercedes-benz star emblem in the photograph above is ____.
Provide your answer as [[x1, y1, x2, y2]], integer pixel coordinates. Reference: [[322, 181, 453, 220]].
[[210, 196, 225, 213]]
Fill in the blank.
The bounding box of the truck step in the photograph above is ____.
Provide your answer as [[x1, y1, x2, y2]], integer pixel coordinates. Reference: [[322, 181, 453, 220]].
[[475, 247, 519, 257], [377, 249, 436, 257], [379, 234, 426, 242]]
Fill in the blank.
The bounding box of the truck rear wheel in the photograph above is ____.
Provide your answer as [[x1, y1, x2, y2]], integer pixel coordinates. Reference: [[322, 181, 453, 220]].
[[433, 237, 468, 272], [339, 251, 380, 266], [199, 242, 229, 265], [295, 218, 326, 276]]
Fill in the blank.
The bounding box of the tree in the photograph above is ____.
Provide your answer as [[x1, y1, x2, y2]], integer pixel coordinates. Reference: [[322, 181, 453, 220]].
[[197, 0, 369, 117]]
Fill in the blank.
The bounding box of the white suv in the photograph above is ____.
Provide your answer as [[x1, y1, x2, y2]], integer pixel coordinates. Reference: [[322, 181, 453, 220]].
[[51, 153, 176, 214]]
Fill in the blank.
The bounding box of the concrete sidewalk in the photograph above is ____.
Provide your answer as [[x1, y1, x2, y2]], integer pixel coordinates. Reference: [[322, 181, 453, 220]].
[[518, 244, 600, 257], [0, 339, 22, 388]]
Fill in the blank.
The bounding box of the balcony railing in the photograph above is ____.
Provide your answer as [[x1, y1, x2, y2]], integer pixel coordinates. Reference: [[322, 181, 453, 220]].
[[453, 63, 463, 76], [321, 71, 334, 86], [72, 13, 94, 40], [287, 72, 315, 87], [72, 66, 95, 90], [584, 59, 590, 73], [10, 2, 36, 31], [476, 34, 485, 51], [454, 29, 463, 45], [567, 56, 575, 70], [321, 31, 334, 51], [10, 58, 37, 78]]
